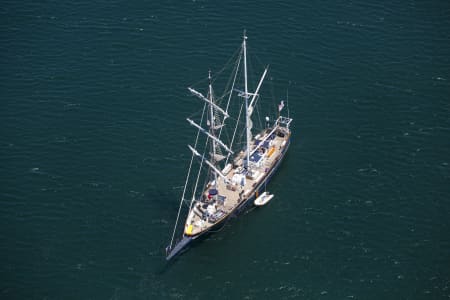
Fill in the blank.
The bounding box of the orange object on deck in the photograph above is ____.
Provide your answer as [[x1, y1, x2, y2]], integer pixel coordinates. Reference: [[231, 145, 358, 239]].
[[267, 146, 276, 157]]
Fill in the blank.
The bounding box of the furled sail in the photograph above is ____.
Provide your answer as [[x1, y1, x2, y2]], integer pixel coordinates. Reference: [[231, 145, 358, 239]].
[[188, 145, 230, 183], [186, 118, 233, 154], [210, 153, 226, 162], [188, 87, 229, 118]]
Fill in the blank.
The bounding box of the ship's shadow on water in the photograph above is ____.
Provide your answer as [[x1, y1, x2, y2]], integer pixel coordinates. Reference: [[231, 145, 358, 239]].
[[158, 197, 270, 273]]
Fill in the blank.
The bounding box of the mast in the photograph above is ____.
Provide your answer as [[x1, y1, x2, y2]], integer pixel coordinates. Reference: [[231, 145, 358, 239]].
[[208, 71, 218, 185], [243, 32, 251, 170]]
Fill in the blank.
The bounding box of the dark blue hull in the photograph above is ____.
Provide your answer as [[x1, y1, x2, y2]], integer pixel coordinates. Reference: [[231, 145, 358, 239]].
[[166, 137, 291, 260]]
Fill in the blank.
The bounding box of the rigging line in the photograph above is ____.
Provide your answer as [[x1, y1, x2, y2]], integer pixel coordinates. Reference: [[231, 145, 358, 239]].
[[245, 44, 266, 95], [253, 52, 267, 74], [220, 49, 242, 102], [189, 132, 217, 211], [255, 102, 263, 131], [218, 46, 242, 144], [224, 100, 245, 166], [210, 46, 242, 85], [268, 75, 277, 115], [286, 85, 290, 119], [200, 159, 210, 198], [208, 72, 218, 185], [182, 199, 190, 209], [188, 46, 241, 91], [169, 101, 207, 249], [189, 125, 211, 212], [188, 145, 229, 183]]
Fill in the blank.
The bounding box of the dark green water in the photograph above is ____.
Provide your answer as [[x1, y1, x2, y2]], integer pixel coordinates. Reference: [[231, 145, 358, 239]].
[[1, 1, 450, 299]]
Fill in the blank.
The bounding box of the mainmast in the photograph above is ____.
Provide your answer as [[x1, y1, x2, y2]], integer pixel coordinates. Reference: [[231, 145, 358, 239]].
[[243, 33, 251, 170]]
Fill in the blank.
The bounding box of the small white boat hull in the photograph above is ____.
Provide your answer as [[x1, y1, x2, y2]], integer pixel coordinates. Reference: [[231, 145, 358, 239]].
[[254, 192, 274, 206]]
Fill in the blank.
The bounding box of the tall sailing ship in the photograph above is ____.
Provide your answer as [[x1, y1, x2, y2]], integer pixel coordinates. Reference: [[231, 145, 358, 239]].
[[166, 34, 293, 260]]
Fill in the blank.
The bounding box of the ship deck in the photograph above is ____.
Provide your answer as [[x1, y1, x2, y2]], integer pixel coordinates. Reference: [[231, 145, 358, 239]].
[[184, 124, 291, 236]]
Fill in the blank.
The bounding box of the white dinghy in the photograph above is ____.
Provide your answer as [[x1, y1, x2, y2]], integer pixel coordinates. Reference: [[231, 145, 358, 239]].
[[254, 192, 274, 206]]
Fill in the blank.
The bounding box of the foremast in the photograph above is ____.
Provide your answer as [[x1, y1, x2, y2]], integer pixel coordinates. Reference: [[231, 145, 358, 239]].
[[208, 71, 218, 185]]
